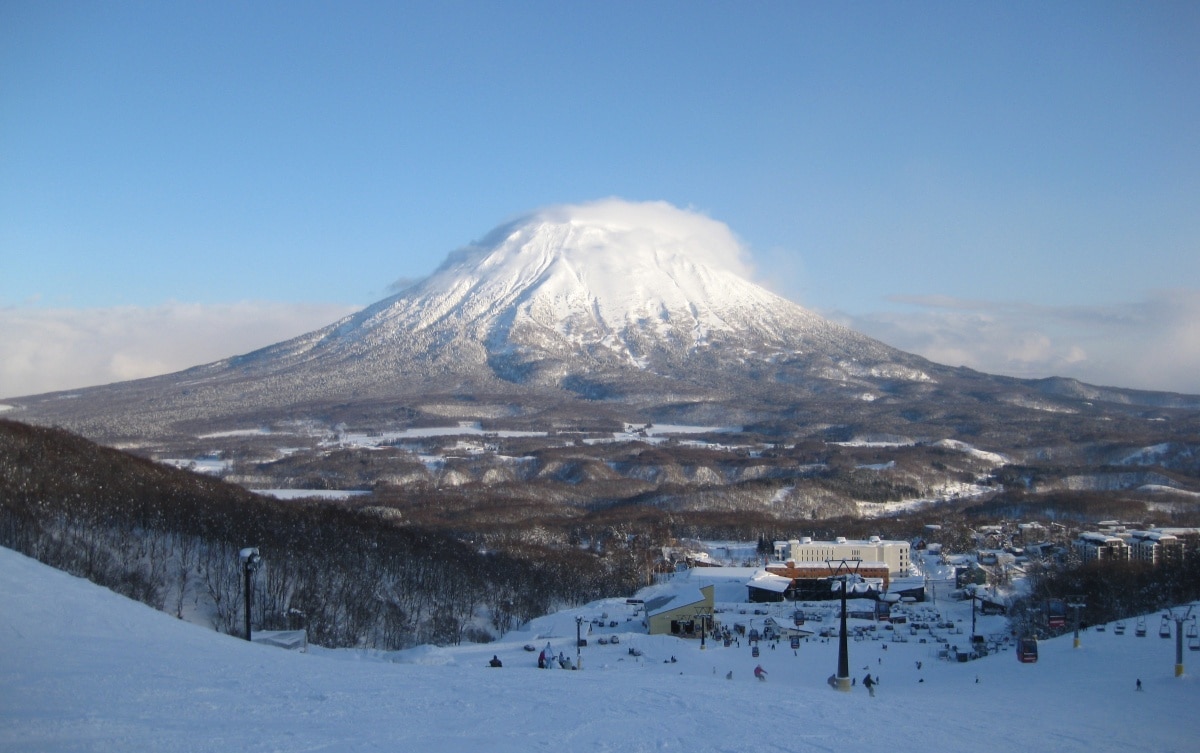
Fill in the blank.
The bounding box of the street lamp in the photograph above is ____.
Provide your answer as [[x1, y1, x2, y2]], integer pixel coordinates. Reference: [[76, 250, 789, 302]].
[[239, 547, 261, 641]]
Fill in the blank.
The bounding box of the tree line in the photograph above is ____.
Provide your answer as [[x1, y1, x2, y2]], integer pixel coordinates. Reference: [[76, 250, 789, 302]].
[[0, 419, 644, 649]]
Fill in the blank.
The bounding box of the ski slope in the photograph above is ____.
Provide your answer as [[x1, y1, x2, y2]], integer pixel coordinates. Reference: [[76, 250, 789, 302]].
[[1, 546, 1196, 752]]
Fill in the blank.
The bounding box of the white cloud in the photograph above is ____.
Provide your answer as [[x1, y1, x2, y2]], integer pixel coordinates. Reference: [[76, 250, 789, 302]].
[[834, 289, 1200, 395], [533, 199, 756, 278], [0, 302, 359, 398]]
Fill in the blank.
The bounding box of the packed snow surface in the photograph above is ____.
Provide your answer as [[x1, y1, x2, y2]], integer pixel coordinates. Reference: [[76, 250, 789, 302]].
[[1, 546, 1196, 752]]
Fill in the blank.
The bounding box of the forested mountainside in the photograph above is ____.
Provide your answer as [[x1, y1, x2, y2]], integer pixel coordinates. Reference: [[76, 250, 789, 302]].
[[0, 419, 647, 648]]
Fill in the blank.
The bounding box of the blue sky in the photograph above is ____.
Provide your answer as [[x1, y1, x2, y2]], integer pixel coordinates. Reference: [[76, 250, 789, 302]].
[[2, 1, 1199, 397]]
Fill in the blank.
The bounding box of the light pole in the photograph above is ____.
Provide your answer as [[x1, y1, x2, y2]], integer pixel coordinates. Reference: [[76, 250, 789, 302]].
[[239, 547, 261, 642]]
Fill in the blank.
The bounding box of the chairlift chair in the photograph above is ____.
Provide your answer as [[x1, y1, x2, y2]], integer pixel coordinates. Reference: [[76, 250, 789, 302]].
[[1017, 636, 1038, 663], [1159, 615, 1172, 639]]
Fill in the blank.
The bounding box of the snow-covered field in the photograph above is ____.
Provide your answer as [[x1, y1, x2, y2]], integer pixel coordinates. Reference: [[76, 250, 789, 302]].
[[1, 545, 1196, 752]]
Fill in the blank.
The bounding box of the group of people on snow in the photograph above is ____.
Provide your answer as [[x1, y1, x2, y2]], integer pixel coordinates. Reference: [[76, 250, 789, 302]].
[[537, 647, 574, 670]]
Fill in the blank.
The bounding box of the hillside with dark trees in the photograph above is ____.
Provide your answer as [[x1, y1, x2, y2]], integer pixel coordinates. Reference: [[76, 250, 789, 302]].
[[5, 416, 1200, 648], [0, 419, 649, 648]]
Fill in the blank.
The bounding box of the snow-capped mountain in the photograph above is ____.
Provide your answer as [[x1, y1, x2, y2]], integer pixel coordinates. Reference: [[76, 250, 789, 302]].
[[5, 199, 1197, 444], [244, 199, 914, 390]]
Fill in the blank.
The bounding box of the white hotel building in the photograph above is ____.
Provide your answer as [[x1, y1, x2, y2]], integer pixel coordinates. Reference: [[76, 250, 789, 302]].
[[773, 536, 912, 576]]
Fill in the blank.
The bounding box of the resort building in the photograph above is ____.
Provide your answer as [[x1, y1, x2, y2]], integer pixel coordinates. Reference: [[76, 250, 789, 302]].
[[772, 536, 912, 576]]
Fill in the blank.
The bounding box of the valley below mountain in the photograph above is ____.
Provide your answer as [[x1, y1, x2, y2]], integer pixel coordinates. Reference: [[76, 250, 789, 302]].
[[4, 200, 1199, 526]]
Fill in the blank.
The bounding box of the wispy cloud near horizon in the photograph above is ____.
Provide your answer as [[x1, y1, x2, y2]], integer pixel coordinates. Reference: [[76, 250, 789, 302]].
[[0, 302, 359, 399], [835, 289, 1200, 395], [2, 290, 1198, 401]]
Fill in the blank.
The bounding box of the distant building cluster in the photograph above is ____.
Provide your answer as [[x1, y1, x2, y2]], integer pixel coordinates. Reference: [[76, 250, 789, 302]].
[[969, 520, 1199, 570], [1072, 524, 1199, 565]]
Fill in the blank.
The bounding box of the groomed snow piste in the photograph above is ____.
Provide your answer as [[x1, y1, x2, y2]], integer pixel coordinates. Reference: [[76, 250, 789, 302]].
[[1, 546, 1196, 752]]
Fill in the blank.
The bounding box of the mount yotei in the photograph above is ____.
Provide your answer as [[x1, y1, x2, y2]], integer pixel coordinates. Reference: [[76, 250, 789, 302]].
[[6, 200, 1200, 519], [7, 200, 942, 435]]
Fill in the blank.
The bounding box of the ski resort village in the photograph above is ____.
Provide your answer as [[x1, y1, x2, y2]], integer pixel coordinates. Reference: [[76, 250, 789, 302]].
[[7, 2, 1200, 750], [3, 199, 1200, 751]]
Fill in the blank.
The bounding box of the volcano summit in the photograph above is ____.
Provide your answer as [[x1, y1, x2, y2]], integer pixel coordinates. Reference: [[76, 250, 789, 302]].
[[284, 199, 920, 394]]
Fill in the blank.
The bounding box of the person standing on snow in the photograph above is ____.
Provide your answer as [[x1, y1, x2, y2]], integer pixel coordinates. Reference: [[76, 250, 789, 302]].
[[754, 664, 767, 681], [863, 673, 876, 697]]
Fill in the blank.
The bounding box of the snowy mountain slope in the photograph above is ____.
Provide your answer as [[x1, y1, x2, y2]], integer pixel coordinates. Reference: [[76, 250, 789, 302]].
[[211, 199, 904, 391], [5, 199, 1198, 452], [2, 545, 1197, 752]]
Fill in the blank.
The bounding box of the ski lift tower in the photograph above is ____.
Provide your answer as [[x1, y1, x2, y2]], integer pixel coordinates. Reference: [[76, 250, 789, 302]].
[[575, 615, 583, 670], [1169, 606, 1195, 677], [827, 559, 863, 693], [239, 547, 261, 642], [1067, 595, 1086, 649]]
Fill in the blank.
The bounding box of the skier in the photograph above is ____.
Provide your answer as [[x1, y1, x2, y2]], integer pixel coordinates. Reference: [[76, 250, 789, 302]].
[[754, 664, 767, 681], [863, 673, 876, 697], [1136, 678, 1143, 691]]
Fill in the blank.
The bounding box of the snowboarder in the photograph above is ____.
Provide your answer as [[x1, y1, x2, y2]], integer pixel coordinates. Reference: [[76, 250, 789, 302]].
[[754, 664, 767, 681], [489, 655, 502, 668], [863, 673, 876, 697]]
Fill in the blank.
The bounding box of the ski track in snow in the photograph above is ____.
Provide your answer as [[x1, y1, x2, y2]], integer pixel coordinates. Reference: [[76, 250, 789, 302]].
[[1, 546, 1197, 752]]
